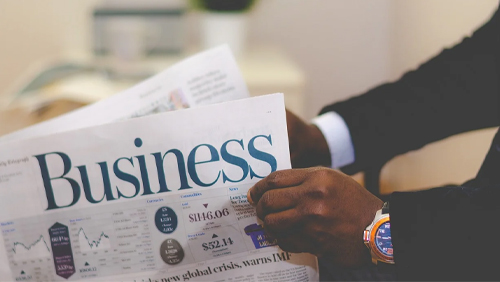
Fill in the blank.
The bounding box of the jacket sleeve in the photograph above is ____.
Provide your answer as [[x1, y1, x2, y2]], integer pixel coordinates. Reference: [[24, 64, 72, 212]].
[[320, 8, 499, 174], [390, 177, 500, 280]]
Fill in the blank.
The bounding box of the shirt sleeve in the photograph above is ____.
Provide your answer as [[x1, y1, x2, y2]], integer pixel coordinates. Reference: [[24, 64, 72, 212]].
[[312, 111, 355, 168]]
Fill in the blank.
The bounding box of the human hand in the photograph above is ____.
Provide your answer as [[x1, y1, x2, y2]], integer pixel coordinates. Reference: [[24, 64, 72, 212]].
[[248, 167, 383, 267], [286, 109, 330, 168]]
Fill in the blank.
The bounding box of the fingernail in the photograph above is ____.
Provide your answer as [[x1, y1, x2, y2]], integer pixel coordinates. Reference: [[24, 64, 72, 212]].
[[247, 189, 255, 206]]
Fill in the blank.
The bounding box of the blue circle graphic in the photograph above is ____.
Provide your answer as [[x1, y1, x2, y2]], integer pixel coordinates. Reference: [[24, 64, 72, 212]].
[[155, 207, 178, 234]]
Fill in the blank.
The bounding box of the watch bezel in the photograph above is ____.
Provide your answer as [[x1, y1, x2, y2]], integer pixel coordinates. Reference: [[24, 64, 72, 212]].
[[368, 215, 394, 263]]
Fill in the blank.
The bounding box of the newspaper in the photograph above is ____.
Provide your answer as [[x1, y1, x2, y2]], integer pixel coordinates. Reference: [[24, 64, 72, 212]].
[[0, 45, 319, 281], [0, 45, 249, 143], [0, 94, 319, 281]]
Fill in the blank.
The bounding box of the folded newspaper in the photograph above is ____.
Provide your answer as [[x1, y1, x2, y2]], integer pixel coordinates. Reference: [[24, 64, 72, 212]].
[[0, 46, 319, 281]]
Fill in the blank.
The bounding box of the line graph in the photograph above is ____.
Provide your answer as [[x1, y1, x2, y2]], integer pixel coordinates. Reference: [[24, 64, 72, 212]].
[[11, 235, 51, 261], [1, 203, 156, 279], [78, 227, 111, 252]]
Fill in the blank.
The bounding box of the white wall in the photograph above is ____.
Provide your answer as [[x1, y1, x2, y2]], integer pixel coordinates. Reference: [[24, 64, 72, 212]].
[[247, 0, 499, 118], [391, 0, 499, 77], [248, 0, 393, 118]]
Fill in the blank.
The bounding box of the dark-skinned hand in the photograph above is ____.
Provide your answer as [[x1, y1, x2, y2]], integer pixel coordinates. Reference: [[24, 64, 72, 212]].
[[248, 167, 383, 268], [286, 109, 331, 168]]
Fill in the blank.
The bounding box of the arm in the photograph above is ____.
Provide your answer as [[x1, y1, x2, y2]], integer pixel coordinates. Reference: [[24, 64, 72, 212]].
[[256, 7, 500, 281], [248, 162, 500, 280], [322, 8, 499, 174], [290, 8, 499, 171]]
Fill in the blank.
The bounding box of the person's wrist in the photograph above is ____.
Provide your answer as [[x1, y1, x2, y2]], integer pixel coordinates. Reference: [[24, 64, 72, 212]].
[[347, 196, 384, 267], [362, 199, 385, 241], [295, 124, 331, 168], [310, 124, 331, 164], [360, 198, 384, 254], [363, 199, 385, 227], [363, 200, 394, 267]]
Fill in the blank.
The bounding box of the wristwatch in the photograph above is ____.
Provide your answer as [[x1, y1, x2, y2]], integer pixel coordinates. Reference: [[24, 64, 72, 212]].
[[363, 201, 394, 265]]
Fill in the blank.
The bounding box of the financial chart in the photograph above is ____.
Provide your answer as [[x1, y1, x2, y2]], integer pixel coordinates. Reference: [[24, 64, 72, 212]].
[[1, 184, 275, 281]]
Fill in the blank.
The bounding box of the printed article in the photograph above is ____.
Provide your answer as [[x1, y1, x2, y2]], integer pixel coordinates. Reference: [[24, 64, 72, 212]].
[[0, 45, 249, 143], [0, 94, 319, 281]]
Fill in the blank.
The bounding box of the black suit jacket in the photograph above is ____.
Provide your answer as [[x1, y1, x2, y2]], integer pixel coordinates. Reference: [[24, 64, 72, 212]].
[[320, 7, 499, 281]]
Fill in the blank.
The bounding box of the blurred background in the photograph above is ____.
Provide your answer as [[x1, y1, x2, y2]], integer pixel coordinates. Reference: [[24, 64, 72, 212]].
[[0, 0, 499, 194]]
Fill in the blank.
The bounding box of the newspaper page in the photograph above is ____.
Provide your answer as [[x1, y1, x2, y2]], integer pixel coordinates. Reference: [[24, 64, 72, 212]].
[[0, 45, 249, 143], [0, 94, 319, 281]]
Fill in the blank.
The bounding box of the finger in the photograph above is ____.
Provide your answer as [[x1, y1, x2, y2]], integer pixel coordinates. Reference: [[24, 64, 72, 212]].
[[263, 210, 322, 255], [262, 208, 302, 236], [248, 169, 309, 205], [256, 187, 301, 220], [275, 232, 324, 256]]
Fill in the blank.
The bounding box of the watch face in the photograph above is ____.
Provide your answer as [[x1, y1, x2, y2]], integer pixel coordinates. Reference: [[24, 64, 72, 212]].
[[375, 222, 393, 258]]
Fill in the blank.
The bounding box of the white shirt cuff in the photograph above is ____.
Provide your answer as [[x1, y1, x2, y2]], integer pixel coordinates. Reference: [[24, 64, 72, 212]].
[[312, 112, 355, 169]]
